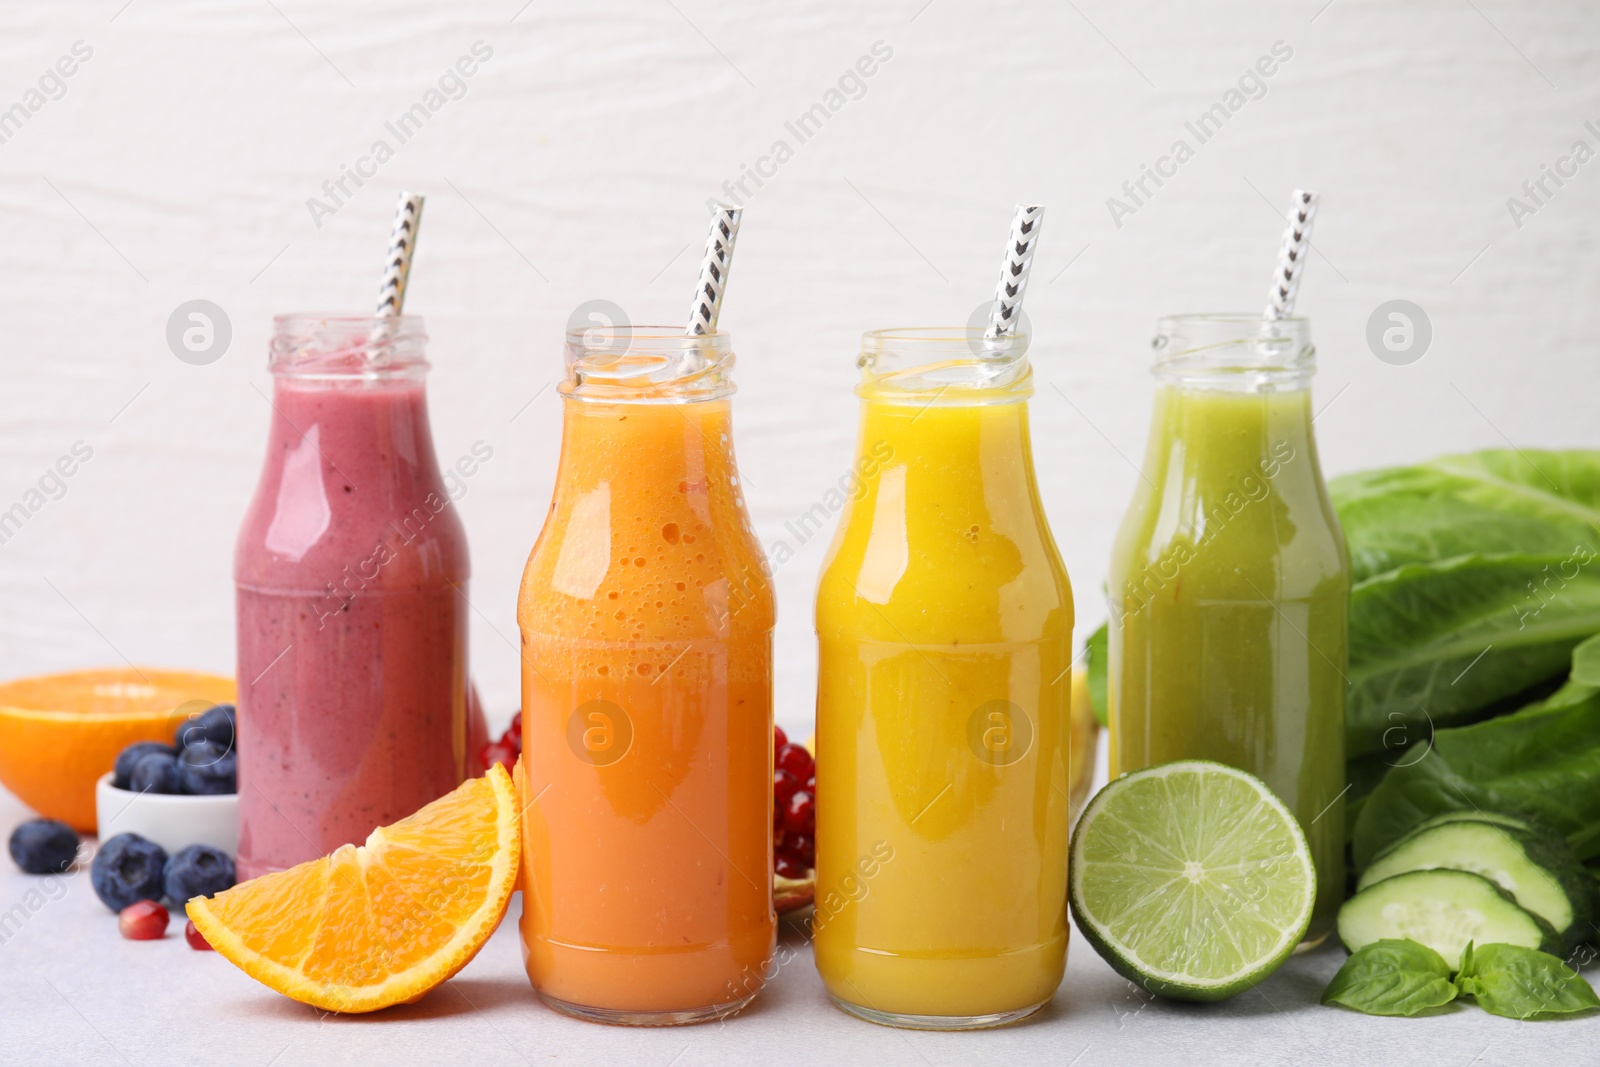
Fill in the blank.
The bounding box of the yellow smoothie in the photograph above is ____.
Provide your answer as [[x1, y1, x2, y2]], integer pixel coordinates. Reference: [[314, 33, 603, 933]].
[[814, 330, 1073, 1026]]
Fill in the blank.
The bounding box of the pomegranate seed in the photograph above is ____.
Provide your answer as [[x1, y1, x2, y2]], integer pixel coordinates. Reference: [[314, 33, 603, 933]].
[[510, 710, 522, 735], [774, 853, 808, 879], [773, 768, 799, 810], [806, 775, 816, 791], [783, 790, 815, 835], [501, 727, 523, 754], [773, 725, 788, 754], [185, 920, 214, 951], [480, 740, 516, 773], [776, 742, 813, 780], [783, 832, 814, 864], [118, 900, 169, 940]]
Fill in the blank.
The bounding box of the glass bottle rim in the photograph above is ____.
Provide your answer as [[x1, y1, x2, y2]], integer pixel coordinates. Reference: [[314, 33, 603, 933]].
[[1152, 312, 1314, 390], [562, 325, 735, 403], [857, 326, 1031, 404], [270, 313, 429, 381]]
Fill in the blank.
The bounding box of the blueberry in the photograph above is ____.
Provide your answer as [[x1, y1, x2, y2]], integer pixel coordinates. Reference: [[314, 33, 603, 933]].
[[90, 833, 167, 912], [130, 751, 184, 794], [175, 742, 237, 796], [163, 845, 235, 903], [174, 704, 236, 751], [8, 819, 79, 874], [112, 742, 175, 789]]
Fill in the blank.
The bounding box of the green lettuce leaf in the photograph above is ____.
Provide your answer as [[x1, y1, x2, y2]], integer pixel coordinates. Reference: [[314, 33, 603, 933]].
[[1346, 554, 1600, 755], [1332, 450, 1600, 756], [1352, 686, 1600, 868], [1331, 449, 1600, 583]]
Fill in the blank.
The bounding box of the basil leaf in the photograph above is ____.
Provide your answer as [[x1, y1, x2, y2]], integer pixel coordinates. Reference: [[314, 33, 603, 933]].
[[1456, 942, 1600, 1019], [1321, 939, 1460, 1017]]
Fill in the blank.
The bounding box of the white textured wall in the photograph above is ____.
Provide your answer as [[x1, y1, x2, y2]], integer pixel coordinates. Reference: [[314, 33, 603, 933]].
[[2, 0, 1597, 737]]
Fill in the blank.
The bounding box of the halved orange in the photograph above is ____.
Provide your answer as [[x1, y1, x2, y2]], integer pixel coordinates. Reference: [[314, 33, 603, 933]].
[[188, 764, 520, 1013], [0, 668, 235, 830]]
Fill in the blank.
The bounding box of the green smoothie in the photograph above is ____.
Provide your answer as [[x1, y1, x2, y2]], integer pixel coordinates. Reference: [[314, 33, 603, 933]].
[[1109, 337, 1349, 943]]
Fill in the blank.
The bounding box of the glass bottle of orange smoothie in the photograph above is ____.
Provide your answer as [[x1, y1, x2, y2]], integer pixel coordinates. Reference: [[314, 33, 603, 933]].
[[813, 327, 1074, 1029], [517, 326, 775, 1025]]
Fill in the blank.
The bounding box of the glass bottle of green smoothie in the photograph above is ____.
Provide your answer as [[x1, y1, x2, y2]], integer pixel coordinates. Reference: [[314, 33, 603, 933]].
[[1108, 313, 1348, 944]]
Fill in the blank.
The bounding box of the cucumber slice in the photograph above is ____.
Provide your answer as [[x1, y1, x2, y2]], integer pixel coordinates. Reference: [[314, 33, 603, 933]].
[[1338, 869, 1556, 967], [1410, 810, 1532, 834], [1357, 820, 1593, 949]]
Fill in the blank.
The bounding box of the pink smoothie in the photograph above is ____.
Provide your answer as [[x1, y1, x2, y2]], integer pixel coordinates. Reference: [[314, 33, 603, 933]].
[[234, 371, 470, 878]]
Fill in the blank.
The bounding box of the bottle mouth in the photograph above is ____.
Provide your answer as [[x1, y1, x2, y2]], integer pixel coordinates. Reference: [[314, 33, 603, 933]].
[[857, 327, 1032, 404], [561, 326, 735, 402], [270, 314, 428, 381], [1152, 313, 1314, 390]]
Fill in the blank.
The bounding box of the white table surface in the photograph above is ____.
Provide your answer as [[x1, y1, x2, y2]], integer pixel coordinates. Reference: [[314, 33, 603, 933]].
[[2, 781, 1594, 1067]]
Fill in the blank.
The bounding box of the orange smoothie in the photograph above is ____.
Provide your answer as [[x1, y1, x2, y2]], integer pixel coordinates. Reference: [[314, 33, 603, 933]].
[[517, 329, 775, 1024]]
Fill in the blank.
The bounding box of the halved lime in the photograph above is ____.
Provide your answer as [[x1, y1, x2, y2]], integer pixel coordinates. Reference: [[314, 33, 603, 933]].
[[1069, 760, 1317, 1001]]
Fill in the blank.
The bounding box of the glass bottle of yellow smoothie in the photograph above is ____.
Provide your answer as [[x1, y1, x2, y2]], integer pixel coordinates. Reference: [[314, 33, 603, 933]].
[[1108, 313, 1348, 944], [813, 327, 1074, 1029]]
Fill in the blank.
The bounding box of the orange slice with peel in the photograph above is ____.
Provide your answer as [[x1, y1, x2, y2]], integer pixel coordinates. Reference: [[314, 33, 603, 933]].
[[0, 668, 235, 830], [188, 764, 520, 1013]]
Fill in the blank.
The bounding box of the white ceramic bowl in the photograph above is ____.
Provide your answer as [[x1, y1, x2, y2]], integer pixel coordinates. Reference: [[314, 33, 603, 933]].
[[94, 772, 238, 856]]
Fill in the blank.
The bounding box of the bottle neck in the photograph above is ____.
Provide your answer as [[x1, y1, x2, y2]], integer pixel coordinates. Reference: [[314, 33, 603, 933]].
[[853, 394, 1040, 499], [1138, 384, 1323, 496], [266, 375, 446, 498], [553, 397, 741, 507]]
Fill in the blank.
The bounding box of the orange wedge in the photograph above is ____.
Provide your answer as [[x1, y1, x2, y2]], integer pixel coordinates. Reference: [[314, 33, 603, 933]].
[[188, 764, 520, 1013], [0, 668, 235, 830]]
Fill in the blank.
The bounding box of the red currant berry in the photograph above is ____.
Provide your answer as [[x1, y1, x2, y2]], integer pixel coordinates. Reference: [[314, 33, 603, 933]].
[[776, 742, 813, 780], [480, 740, 516, 774], [118, 900, 169, 941], [806, 775, 816, 791], [184, 920, 214, 951], [783, 790, 815, 835], [510, 710, 522, 735], [774, 853, 808, 879], [773, 725, 788, 754]]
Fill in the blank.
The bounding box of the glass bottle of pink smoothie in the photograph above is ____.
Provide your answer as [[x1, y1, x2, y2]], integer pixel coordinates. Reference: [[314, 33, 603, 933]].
[[234, 314, 471, 879]]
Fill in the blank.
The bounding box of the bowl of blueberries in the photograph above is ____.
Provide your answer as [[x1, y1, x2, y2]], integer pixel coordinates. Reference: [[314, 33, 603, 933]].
[[95, 702, 238, 856]]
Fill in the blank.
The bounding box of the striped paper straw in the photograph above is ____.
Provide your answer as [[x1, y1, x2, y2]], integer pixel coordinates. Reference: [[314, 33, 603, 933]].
[[686, 203, 742, 336], [986, 204, 1044, 340], [1265, 190, 1319, 320], [375, 192, 426, 319]]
